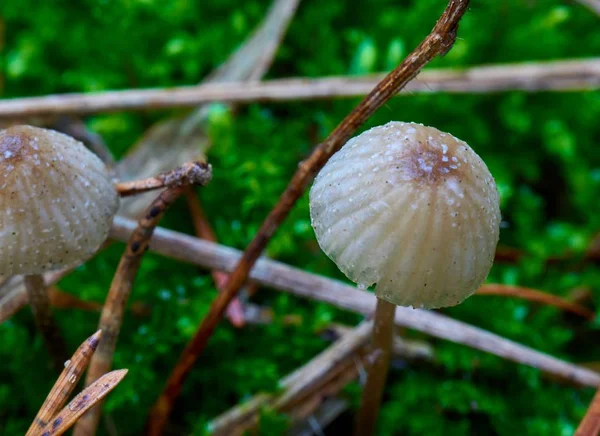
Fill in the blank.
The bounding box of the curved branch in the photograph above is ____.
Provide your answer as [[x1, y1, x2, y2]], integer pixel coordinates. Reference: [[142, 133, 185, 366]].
[[146, 2, 472, 433], [476, 284, 595, 319], [576, 388, 600, 436]]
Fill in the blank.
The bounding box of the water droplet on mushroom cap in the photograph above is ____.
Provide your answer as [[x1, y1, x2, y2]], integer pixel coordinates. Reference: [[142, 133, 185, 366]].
[[0, 125, 120, 275], [309, 121, 501, 309]]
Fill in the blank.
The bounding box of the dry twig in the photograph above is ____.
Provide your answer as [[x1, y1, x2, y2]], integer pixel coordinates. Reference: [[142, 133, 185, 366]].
[[115, 161, 212, 197], [476, 284, 595, 319], [211, 321, 433, 435], [115, 0, 301, 219], [210, 322, 372, 435], [48, 287, 150, 317], [1, 59, 599, 117], [26, 330, 102, 436], [26, 330, 128, 436], [147, 1, 472, 431], [72, 163, 212, 436], [576, 388, 600, 436], [109, 217, 600, 388], [48, 287, 104, 312], [0, 253, 151, 325], [40, 370, 128, 436]]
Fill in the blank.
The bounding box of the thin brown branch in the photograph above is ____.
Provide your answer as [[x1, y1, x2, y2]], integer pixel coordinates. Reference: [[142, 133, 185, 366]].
[[49, 287, 103, 312], [1, 59, 598, 118], [41, 369, 129, 436], [492, 246, 524, 263], [110, 217, 600, 388], [476, 284, 595, 320], [147, 1, 471, 432], [184, 188, 246, 327], [576, 388, 600, 436], [75, 189, 187, 435], [115, 161, 212, 197], [0, 272, 149, 324], [49, 287, 151, 317], [24, 274, 69, 372], [26, 330, 102, 436], [495, 233, 600, 265], [73, 164, 212, 436]]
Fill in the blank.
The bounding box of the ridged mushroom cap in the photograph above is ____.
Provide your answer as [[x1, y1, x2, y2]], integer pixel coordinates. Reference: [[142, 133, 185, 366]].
[[309, 122, 501, 309], [0, 125, 119, 275]]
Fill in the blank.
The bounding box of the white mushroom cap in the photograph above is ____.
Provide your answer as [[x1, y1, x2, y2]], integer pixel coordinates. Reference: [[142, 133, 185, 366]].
[[309, 122, 501, 309], [0, 125, 120, 275]]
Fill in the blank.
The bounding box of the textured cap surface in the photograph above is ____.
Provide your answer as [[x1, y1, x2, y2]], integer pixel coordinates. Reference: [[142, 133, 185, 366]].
[[309, 122, 501, 309], [0, 125, 119, 275]]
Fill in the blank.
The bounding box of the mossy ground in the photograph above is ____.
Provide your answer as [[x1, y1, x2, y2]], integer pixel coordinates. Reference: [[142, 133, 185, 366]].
[[1, 0, 600, 434]]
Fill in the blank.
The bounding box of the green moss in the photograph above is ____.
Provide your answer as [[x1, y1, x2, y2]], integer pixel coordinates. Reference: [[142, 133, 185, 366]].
[[1, 0, 600, 434]]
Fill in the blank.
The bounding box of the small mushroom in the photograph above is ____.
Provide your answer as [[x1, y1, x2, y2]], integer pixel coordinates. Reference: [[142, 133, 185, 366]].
[[0, 125, 119, 369], [309, 121, 501, 434]]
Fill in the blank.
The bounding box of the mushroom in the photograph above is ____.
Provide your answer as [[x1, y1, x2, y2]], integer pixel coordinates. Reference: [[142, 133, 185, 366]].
[[0, 125, 119, 369], [309, 121, 501, 434]]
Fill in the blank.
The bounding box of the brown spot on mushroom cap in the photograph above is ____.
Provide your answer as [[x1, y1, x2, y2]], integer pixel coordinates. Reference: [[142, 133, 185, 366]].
[[0, 125, 119, 275], [0, 130, 30, 163], [392, 127, 466, 185]]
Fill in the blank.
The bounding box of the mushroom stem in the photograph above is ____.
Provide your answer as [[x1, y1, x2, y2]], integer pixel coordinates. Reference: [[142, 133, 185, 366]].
[[115, 161, 212, 197], [24, 274, 68, 372], [355, 297, 396, 436]]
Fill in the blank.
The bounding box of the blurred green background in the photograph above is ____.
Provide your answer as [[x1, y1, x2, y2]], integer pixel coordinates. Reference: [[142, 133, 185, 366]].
[[1, 0, 600, 434]]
